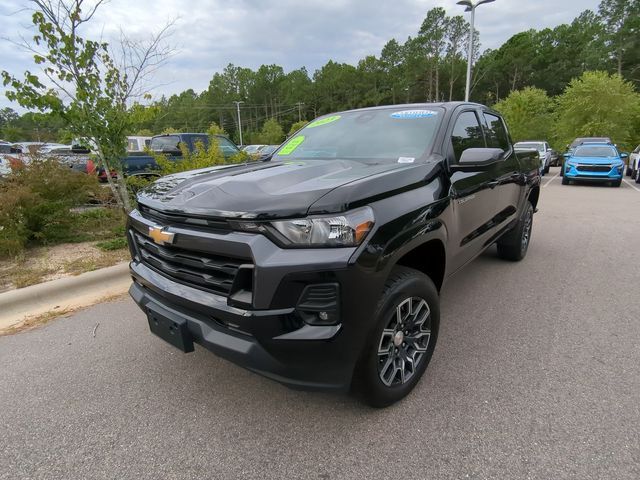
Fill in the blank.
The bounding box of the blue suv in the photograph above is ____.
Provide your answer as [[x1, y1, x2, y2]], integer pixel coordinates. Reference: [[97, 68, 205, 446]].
[[562, 143, 627, 187]]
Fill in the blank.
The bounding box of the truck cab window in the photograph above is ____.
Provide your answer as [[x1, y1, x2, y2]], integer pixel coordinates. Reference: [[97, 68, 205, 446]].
[[451, 111, 485, 162]]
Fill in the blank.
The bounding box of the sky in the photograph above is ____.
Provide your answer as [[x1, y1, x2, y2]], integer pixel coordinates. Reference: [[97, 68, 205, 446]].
[[0, 0, 601, 112]]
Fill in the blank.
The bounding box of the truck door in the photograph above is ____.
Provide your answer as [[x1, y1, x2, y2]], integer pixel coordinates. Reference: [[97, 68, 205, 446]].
[[446, 108, 499, 272], [480, 111, 523, 235]]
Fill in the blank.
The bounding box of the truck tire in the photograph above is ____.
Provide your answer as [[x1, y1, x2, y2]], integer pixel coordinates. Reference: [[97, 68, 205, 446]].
[[496, 201, 534, 262], [353, 266, 439, 408], [544, 163, 550, 174]]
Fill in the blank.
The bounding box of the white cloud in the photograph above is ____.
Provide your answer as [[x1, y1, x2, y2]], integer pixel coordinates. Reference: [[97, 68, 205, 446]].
[[0, 0, 601, 111]]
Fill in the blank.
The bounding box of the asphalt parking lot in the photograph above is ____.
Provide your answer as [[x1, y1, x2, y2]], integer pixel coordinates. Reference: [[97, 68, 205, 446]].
[[1, 167, 639, 480]]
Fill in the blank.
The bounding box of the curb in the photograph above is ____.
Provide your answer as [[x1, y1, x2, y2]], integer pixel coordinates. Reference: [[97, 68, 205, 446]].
[[0, 262, 131, 331]]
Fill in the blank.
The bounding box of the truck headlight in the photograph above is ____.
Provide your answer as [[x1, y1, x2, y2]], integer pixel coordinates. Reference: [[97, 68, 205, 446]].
[[270, 207, 374, 247]]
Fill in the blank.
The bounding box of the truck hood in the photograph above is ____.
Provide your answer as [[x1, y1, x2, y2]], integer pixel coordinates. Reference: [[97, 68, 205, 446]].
[[137, 159, 429, 219]]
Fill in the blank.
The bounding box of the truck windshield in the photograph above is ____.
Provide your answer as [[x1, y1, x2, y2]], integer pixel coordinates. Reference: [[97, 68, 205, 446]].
[[574, 146, 617, 157], [274, 107, 443, 162]]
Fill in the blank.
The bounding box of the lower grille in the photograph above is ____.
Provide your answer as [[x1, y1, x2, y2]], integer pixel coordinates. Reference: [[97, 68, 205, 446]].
[[577, 164, 611, 173], [131, 230, 250, 296]]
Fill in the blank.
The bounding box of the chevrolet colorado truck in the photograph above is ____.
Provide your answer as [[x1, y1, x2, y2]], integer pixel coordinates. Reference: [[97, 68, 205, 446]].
[[126, 102, 541, 407]]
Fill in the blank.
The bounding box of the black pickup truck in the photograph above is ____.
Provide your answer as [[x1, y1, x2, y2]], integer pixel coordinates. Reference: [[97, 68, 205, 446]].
[[126, 103, 540, 407]]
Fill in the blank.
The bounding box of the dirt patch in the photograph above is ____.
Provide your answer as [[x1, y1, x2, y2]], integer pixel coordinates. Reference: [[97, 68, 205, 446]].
[[0, 242, 129, 293]]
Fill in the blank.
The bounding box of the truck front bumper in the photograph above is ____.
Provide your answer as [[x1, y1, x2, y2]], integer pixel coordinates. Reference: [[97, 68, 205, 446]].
[[127, 210, 384, 392], [564, 164, 623, 181]]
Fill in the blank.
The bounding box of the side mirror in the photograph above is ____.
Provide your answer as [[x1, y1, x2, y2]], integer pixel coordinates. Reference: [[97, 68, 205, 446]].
[[563, 153, 570, 158], [458, 148, 504, 167], [620, 153, 628, 159]]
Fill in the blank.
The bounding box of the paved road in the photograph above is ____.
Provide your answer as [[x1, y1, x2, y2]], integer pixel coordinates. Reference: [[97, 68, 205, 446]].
[[2, 168, 639, 479]]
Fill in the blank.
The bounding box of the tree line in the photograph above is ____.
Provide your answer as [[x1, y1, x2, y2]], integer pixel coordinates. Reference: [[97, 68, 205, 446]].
[[2, 0, 639, 147]]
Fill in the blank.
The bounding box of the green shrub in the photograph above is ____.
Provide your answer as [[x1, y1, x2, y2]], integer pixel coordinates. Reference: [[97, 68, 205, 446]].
[[0, 159, 106, 257]]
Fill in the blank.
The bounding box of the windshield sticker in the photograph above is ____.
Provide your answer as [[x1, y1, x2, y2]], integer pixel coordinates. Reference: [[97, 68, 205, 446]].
[[307, 115, 341, 128], [278, 135, 305, 155], [398, 157, 415, 163], [390, 110, 438, 119]]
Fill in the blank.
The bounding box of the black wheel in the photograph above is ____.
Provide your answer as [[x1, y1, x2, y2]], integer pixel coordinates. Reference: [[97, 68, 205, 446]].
[[613, 179, 622, 187], [562, 175, 569, 185], [544, 164, 550, 174], [496, 201, 533, 262], [353, 266, 439, 408], [626, 167, 632, 177], [635, 170, 640, 184]]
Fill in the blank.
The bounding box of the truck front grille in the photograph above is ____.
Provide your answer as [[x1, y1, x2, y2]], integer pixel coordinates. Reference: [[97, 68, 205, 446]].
[[576, 164, 611, 173], [131, 230, 250, 296], [138, 204, 232, 232]]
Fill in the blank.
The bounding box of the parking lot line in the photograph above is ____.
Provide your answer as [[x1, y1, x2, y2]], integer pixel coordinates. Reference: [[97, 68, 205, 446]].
[[542, 171, 560, 188], [623, 179, 640, 192]]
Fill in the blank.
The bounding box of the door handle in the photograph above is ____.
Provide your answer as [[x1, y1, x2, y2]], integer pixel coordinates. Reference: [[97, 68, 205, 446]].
[[488, 180, 500, 189]]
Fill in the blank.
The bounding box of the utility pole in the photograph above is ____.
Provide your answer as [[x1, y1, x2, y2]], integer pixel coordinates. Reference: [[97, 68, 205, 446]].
[[296, 102, 304, 122], [233, 101, 244, 146]]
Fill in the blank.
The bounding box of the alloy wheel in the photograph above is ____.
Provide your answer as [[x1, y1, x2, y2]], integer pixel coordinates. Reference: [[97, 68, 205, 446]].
[[521, 209, 532, 253], [377, 297, 431, 387]]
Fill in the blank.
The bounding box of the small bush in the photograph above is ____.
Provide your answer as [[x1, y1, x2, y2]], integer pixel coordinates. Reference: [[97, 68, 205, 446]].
[[0, 159, 108, 257]]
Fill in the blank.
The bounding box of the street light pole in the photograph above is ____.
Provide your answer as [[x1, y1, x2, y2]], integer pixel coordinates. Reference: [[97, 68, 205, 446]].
[[234, 101, 244, 146], [457, 0, 495, 102]]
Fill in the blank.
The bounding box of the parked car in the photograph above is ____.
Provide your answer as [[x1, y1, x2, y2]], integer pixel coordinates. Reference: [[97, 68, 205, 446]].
[[562, 143, 626, 187], [126, 102, 541, 407], [561, 137, 614, 176], [241, 144, 266, 156], [98, 133, 242, 181], [256, 144, 279, 161], [626, 144, 640, 178], [0, 144, 12, 176], [549, 148, 561, 167], [0, 158, 9, 176], [514, 141, 551, 175], [10, 142, 45, 154]]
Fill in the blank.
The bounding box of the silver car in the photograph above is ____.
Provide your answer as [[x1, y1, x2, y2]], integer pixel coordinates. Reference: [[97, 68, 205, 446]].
[[514, 141, 552, 175]]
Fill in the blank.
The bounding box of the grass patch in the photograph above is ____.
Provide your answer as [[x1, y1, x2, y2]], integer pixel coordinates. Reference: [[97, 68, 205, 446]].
[[63, 250, 128, 276], [96, 237, 128, 251], [11, 266, 57, 289]]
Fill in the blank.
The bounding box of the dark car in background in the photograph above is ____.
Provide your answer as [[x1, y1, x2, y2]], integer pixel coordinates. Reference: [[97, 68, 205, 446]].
[[98, 133, 242, 181], [256, 144, 279, 161]]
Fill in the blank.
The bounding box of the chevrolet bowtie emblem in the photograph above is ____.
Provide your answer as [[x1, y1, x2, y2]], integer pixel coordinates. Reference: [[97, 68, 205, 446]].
[[148, 226, 175, 245]]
